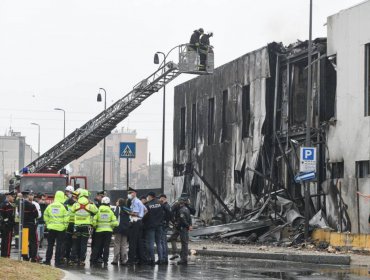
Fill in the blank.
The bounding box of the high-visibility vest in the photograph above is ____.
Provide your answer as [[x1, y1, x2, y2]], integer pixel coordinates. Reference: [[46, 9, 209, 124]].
[[72, 197, 98, 226], [93, 205, 118, 232], [64, 199, 76, 223], [44, 202, 69, 231]]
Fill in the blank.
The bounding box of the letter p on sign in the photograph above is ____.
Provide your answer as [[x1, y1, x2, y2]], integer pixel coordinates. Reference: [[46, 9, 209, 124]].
[[304, 149, 314, 160]]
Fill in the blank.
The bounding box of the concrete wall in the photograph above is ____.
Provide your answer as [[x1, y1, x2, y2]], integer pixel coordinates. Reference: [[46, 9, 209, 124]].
[[327, 1, 370, 233]]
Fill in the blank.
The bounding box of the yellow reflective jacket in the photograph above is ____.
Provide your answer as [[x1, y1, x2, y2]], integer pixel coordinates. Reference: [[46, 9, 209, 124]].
[[71, 196, 98, 226], [93, 205, 118, 232], [64, 198, 76, 224], [44, 191, 69, 231]]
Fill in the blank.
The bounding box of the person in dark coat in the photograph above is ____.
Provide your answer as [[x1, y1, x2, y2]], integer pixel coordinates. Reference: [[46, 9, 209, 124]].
[[0, 191, 16, 257], [21, 190, 39, 262], [111, 198, 130, 265], [159, 194, 171, 264], [144, 192, 164, 265], [189, 28, 204, 51], [174, 197, 192, 265], [199, 32, 213, 70]]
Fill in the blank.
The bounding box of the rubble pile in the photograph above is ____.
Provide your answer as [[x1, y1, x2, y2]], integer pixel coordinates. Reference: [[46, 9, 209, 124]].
[[190, 189, 332, 248]]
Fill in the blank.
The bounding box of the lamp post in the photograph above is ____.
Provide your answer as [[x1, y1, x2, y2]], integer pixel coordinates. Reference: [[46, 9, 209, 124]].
[[97, 88, 107, 191], [54, 108, 66, 139], [154, 51, 166, 195], [30, 122, 40, 157], [304, 0, 313, 241]]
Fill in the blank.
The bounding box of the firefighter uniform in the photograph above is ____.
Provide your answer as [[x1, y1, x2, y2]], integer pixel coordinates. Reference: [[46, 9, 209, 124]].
[[174, 198, 192, 265], [71, 189, 98, 265], [43, 191, 69, 266], [21, 191, 39, 261], [0, 192, 16, 257], [91, 198, 118, 265], [199, 32, 213, 71]]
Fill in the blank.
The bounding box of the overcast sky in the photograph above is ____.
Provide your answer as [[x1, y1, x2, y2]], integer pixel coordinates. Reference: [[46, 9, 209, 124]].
[[0, 0, 362, 164]]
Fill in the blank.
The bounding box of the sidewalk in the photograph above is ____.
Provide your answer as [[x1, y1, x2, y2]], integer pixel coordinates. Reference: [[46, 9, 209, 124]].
[[188, 240, 370, 266]]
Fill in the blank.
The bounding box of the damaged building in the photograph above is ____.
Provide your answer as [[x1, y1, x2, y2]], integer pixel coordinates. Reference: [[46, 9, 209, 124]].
[[173, 2, 370, 234]]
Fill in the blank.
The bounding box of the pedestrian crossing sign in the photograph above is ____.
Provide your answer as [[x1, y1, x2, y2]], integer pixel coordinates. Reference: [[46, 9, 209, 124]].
[[119, 142, 136, 158]]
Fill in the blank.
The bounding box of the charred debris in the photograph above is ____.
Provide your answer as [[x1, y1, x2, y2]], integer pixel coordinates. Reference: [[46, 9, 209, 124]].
[[173, 39, 338, 246]]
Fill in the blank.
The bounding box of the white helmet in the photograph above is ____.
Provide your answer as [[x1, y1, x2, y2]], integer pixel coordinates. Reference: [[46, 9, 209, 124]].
[[65, 185, 74, 193], [102, 196, 110, 205]]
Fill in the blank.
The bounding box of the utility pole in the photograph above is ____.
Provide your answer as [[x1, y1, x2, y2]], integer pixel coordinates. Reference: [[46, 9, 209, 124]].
[[304, 0, 313, 241], [154, 51, 166, 195], [97, 88, 107, 191]]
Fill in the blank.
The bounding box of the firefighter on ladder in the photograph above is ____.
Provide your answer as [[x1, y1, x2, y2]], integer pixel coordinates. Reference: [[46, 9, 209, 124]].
[[199, 32, 213, 71], [0, 191, 16, 257]]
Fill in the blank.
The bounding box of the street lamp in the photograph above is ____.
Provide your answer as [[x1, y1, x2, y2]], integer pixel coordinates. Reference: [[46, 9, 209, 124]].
[[30, 122, 40, 157], [304, 0, 313, 241], [54, 108, 66, 139], [154, 51, 166, 195], [97, 88, 107, 191]]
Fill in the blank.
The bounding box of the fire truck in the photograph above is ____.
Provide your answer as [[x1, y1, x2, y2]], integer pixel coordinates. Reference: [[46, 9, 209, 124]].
[[9, 170, 87, 203]]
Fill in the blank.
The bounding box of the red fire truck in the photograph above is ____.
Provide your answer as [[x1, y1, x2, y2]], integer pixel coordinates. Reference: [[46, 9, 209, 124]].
[[10, 172, 87, 203]]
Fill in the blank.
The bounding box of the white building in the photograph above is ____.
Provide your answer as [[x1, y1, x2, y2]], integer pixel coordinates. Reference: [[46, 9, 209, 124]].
[[326, 0, 370, 233], [0, 130, 38, 191]]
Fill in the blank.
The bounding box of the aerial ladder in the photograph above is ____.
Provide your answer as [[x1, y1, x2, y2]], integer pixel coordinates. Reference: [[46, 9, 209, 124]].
[[24, 44, 214, 174]]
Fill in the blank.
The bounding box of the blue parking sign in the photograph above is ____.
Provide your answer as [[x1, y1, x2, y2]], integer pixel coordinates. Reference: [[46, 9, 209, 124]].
[[300, 147, 316, 172]]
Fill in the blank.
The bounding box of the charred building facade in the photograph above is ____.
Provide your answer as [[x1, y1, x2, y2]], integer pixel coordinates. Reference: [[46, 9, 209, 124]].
[[173, 2, 370, 233], [173, 40, 336, 225]]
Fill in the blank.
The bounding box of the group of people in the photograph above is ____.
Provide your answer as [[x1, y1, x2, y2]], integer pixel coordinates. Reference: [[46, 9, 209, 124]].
[[0, 190, 47, 262], [0, 186, 194, 267], [189, 27, 213, 70]]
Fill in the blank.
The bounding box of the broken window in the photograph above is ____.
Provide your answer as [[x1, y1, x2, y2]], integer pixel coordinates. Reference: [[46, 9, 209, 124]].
[[331, 161, 344, 179], [242, 85, 250, 138], [291, 61, 308, 125], [356, 160, 370, 178], [365, 43, 370, 116], [208, 97, 215, 145], [191, 103, 197, 148], [180, 107, 186, 150], [221, 90, 228, 142]]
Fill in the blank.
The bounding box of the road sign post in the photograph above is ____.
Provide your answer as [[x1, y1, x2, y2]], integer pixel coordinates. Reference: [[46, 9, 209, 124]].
[[299, 147, 317, 242], [119, 142, 136, 190]]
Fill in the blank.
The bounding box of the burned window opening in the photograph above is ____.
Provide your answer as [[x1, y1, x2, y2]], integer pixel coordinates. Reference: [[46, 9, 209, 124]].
[[180, 107, 186, 150], [356, 160, 370, 178], [208, 97, 215, 145], [221, 90, 228, 142], [331, 161, 344, 179], [191, 103, 197, 148], [365, 43, 370, 116], [290, 60, 308, 125], [242, 85, 251, 138]]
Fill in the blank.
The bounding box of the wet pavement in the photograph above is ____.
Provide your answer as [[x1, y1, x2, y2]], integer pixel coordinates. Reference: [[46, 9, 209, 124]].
[[11, 245, 370, 279], [61, 256, 370, 280]]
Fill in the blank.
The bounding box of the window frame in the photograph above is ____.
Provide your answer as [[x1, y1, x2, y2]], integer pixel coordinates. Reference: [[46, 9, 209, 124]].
[[208, 98, 215, 145]]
